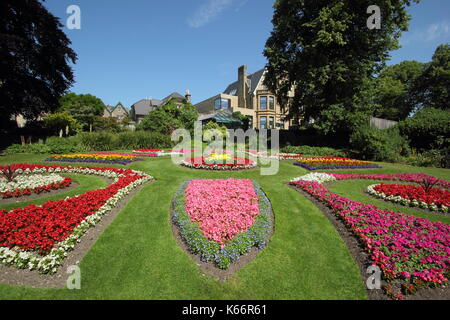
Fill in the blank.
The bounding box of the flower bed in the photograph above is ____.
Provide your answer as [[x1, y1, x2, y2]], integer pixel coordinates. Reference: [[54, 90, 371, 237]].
[[0, 173, 72, 199], [246, 150, 303, 160], [133, 149, 184, 157], [367, 183, 449, 213], [294, 157, 380, 170], [181, 154, 256, 171], [47, 153, 143, 165], [172, 179, 272, 269], [290, 173, 450, 298], [0, 164, 152, 273]]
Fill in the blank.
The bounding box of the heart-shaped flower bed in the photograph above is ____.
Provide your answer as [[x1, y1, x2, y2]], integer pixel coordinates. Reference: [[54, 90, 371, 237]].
[[172, 179, 272, 269]]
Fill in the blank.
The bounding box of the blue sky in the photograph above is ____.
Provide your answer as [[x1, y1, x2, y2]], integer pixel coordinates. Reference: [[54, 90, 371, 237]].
[[43, 0, 450, 108]]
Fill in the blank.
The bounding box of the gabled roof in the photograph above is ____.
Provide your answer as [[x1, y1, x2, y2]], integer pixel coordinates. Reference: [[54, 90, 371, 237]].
[[131, 98, 161, 116], [106, 103, 129, 115], [223, 68, 265, 96], [161, 92, 185, 104]]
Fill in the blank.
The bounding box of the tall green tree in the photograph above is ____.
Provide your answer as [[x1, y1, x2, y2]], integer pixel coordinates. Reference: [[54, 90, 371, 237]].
[[137, 101, 199, 135], [373, 60, 424, 121], [59, 93, 106, 131], [0, 0, 77, 121], [411, 44, 450, 111], [263, 0, 419, 134]]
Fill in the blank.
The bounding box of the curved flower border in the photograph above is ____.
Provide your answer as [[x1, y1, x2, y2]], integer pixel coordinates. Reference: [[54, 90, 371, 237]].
[[290, 172, 450, 299], [180, 157, 256, 171], [367, 184, 449, 213], [0, 164, 153, 274], [1, 174, 72, 199], [171, 180, 273, 269]]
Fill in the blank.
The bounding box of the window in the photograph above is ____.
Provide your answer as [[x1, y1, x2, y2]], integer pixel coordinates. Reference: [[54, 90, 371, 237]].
[[260, 116, 267, 130], [269, 96, 275, 110], [269, 117, 274, 129], [260, 96, 267, 110], [214, 98, 230, 110]]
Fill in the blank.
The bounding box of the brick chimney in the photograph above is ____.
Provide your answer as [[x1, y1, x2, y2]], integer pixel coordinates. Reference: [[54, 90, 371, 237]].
[[237, 65, 247, 108]]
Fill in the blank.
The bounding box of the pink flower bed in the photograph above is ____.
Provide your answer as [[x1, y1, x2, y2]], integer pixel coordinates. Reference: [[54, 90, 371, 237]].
[[184, 179, 259, 246], [330, 173, 450, 188], [290, 175, 450, 297]]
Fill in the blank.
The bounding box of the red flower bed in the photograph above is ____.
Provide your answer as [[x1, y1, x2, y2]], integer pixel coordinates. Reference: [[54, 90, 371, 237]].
[[0, 164, 149, 255], [1, 177, 72, 199], [373, 184, 450, 208]]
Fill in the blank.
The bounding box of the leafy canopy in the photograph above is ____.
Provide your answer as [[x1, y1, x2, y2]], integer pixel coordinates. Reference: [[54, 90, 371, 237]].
[[137, 100, 199, 135], [59, 93, 106, 130], [263, 0, 419, 134], [0, 0, 77, 121]]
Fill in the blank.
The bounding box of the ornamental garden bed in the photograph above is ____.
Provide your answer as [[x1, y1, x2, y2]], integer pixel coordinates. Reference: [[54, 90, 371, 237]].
[[367, 183, 449, 214], [46, 153, 144, 165], [0, 164, 153, 276], [246, 150, 303, 160], [1, 167, 73, 199], [290, 172, 450, 300], [293, 157, 381, 170], [171, 179, 273, 279], [180, 153, 256, 171]]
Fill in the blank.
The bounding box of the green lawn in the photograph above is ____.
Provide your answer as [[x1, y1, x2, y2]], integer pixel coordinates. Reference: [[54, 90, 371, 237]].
[[0, 154, 448, 299]]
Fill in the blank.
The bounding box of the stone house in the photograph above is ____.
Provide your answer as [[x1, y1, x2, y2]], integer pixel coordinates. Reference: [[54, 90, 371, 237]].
[[195, 65, 297, 130], [103, 103, 129, 121]]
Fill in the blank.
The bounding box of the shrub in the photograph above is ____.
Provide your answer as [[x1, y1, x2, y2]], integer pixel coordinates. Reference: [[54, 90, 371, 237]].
[[398, 107, 450, 151], [280, 145, 347, 157], [401, 149, 448, 168], [350, 125, 409, 162], [79, 131, 173, 151], [6, 143, 51, 155], [45, 136, 85, 154]]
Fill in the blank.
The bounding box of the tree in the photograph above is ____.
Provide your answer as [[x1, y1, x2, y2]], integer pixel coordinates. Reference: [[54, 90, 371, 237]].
[[411, 44, 450, 111], [397, 107, 450, 151], [59, 93, 106, 131], [137, 101, 199, 135], [0, 0, 77, 122], [43, 112, 82, 136], [373, 61, 424, 121], [263, 0, 420, 134]]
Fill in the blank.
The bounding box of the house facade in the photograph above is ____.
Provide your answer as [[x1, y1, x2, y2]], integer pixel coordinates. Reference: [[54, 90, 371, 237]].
[[103, 103, 129, 121], [130, 92, 188, 124], [195, 65, 297, 130]]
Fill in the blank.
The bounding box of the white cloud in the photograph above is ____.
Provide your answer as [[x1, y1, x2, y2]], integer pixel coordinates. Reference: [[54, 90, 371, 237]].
[[402, 20, 450, 45], [187, 0, 248, 28], [425, 21, 450, 41]]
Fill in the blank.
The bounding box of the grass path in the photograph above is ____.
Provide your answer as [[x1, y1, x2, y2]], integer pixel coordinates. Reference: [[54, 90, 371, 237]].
[[0, 154, 447, 299]]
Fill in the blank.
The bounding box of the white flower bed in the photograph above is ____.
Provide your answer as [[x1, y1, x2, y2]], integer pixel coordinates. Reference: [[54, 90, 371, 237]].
[[0, 174, 66, 193], [367, 184, 448, 213], [290, 173, 336, 184], [0, 166, 153, 274]]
